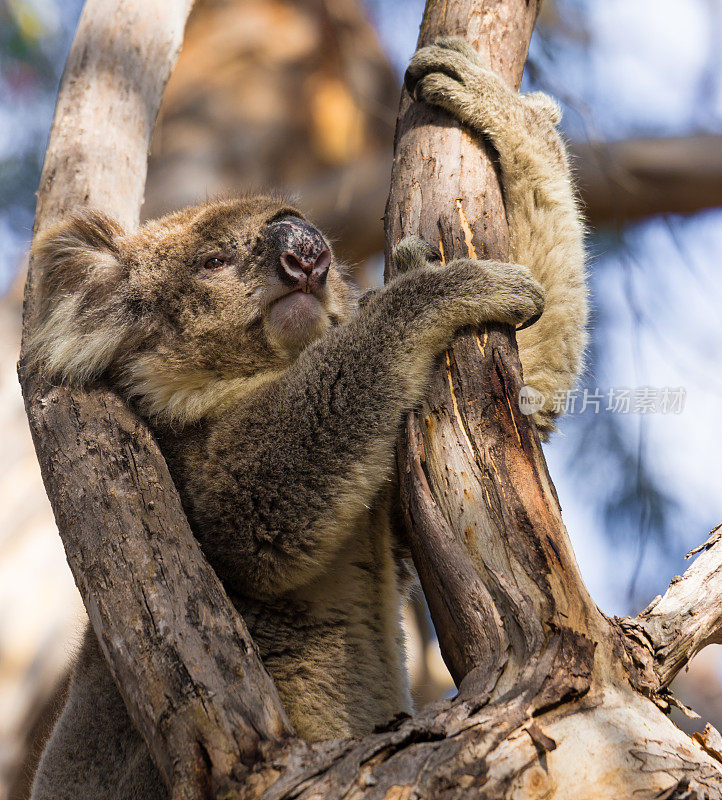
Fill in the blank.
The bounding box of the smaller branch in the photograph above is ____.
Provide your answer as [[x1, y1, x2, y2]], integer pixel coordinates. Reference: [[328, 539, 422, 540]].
[[636, 524, 722, 689]]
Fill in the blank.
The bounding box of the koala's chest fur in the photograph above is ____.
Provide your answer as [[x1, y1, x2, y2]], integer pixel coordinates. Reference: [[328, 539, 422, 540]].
[[235, 508, 412, 740], [155, 425, 412, 741]]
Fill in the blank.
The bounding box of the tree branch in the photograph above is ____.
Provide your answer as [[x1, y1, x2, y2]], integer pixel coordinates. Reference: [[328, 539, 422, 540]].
[[636, 524, 722, 689], [19, 3, 292, 797], [574, 135, 722, 226]]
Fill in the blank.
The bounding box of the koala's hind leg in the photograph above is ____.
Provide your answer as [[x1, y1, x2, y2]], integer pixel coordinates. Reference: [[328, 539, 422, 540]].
[[31, 630, 166, 800], [405, 38, 587, 435]]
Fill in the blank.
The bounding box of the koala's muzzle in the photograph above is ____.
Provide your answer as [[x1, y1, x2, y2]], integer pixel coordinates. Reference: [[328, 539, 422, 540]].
[[268, 216, 330, 294]]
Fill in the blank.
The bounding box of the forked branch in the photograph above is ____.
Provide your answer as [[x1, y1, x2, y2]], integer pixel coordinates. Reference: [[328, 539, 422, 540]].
[[21, 0, 722, 798]]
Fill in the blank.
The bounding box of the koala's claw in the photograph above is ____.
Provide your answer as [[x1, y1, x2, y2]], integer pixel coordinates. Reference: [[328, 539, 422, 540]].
[[393, 236, 443, 274], [412, 73, 464, 115], [517, 311, 542, 331]]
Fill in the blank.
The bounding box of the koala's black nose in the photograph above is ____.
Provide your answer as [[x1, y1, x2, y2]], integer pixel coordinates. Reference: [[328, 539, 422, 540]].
[[280, 248, 330, 280], [268, 216, 331, 291]]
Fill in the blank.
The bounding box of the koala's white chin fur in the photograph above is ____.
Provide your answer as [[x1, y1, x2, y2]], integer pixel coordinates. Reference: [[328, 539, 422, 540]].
[[265, 291, 329, 351]]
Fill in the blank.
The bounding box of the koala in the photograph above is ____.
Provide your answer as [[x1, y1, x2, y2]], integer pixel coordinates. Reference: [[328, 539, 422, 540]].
[[29, 39, 585, 800]]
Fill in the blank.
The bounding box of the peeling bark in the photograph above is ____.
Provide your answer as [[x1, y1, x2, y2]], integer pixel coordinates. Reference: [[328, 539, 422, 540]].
[[384, 0, 600, 699]]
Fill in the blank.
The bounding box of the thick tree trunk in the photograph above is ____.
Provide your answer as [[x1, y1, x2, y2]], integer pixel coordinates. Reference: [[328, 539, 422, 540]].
[[19, 0, 722, 798], [383, 0, 590, 692], [381, 3, 722, 798]]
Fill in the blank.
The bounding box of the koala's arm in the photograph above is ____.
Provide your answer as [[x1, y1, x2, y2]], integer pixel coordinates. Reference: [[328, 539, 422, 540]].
[[182, 252, 543, 599], [405, 38, 588, 435]]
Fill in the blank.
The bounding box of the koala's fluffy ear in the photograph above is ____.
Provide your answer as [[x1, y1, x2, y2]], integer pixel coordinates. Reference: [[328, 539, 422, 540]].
[[33, 211, 124, 313], [28, 211, 132, 384]]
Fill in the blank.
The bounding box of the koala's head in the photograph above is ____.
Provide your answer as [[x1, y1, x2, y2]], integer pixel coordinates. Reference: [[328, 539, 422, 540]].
[[29, 196, 357, 422]]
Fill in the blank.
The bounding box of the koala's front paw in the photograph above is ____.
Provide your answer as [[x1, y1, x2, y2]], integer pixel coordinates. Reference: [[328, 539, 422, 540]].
[[405, 37, 500, 118], [447, 259, 545, 329], [392, 236, 443, 274], [405, 38, 564, 148], [404, 37, 484, 100], [405, 37, 533, 142], [484, 261, 545, 328]]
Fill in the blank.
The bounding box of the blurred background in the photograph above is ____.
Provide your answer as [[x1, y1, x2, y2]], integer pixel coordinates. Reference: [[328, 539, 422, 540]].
[[1, 0, 721, 796]]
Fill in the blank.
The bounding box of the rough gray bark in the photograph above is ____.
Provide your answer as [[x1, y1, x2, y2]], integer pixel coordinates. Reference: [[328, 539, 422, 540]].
[[638, 524, 722, 690], [19, 0, 722, 797]]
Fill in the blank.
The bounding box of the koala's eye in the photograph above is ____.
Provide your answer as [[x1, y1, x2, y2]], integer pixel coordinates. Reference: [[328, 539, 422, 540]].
[[202, 255, 232, 271]]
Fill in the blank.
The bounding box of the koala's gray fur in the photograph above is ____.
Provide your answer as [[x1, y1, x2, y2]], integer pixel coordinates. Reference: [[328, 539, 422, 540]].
[[29, 39, 585, 800]]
